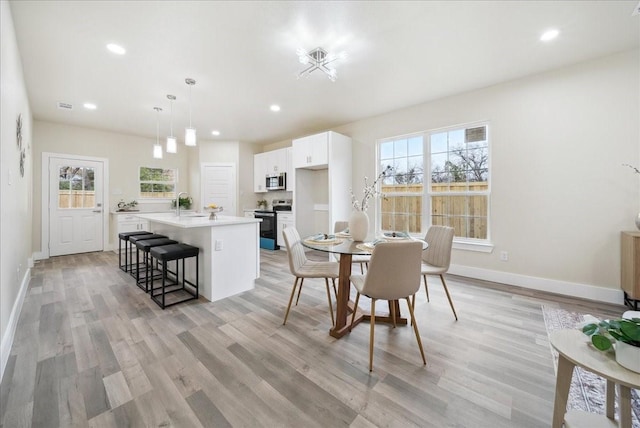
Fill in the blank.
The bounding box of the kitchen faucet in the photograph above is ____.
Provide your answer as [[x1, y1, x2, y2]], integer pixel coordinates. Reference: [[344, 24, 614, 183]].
[[176, 192, 188, 218]]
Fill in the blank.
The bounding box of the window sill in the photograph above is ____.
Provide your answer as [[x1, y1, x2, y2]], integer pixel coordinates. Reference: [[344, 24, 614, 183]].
[[452, 239, 494, 253]]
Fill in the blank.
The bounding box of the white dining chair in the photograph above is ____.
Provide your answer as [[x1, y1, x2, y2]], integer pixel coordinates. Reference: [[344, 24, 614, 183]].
[[419, 225, 458, 320], [282, 227, 339, 325], [349, 240, 426, 372]]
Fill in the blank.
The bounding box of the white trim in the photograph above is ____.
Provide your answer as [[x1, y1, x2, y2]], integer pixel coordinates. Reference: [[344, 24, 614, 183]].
[[41, 152, 110, 259], [452, 240, 494, 253], [448, 264, 623, 305], [1, 268, 30, 383], [138, 165, 178, 200]]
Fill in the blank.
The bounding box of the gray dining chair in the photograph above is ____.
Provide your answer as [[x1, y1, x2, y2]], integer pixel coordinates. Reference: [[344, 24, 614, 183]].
[[282, 227, 339, 325], [349, 240, 426, 372], [418, 225, 458, 320], [334, 221, 370, 274]]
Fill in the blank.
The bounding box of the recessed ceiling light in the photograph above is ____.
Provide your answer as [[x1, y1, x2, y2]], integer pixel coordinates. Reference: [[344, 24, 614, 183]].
[[270, 105, 281, 112], [83, 103, 97, 110], [540, 29, 559, 42], [106, 43, 126, 55], [211, 130, 220, 136]]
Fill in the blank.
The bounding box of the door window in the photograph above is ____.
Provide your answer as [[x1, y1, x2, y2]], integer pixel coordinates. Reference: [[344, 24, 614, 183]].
[[58, 166, 95, 209]]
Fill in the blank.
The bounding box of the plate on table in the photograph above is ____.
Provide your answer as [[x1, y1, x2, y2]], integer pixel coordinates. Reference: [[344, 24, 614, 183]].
[[305, 234, 343, 245], [357, 239, 386, 252], [383, 231, 410, 240]]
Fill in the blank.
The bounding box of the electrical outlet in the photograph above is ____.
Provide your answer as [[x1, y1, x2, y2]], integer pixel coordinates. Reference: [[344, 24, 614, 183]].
[[500, 251, 509, 261], [215, 240, 223, 251]]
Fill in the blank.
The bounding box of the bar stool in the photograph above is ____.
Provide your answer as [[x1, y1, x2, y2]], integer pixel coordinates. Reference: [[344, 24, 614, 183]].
[[127, 234, 166, 278], [133, 237, 178, 292], [149, 243, 199, 309], [118, 231, 152, 272]]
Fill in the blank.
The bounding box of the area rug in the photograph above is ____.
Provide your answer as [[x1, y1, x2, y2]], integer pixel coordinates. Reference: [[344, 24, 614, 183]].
[[542, 305, 640, 427]]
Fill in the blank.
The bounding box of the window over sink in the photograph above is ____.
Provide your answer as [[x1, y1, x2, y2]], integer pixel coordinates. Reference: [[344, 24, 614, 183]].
[[139, 167, 177, 199]]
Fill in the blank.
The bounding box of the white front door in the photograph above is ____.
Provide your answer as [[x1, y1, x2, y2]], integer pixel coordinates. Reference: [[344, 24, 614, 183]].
[[201, 163, 236, 215], [49, 157, 104, 256]]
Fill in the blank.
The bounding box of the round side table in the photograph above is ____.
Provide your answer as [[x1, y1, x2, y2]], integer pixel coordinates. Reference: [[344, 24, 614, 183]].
[[550, 329, 640, 428]]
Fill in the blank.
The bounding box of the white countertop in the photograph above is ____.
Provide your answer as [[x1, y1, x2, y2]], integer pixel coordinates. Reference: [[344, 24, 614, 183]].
[[110, 210, 194, 215], [136, 212, 261, 228]]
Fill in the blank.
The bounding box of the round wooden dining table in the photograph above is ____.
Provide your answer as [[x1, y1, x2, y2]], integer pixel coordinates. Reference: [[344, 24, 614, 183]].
[[302, 235, 427, 339]]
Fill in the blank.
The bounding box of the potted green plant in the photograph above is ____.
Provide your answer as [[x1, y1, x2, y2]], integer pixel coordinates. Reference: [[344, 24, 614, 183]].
[[257, 199, 267, 209], [582, 317, 640, 372], [171, 195, 192, 209]]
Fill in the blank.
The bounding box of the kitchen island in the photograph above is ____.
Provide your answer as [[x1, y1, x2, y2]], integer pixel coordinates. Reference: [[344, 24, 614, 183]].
[[136, 213, 261, 302]]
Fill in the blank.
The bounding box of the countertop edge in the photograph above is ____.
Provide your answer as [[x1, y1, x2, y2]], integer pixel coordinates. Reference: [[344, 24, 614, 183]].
[[136, 213, 261, 229]]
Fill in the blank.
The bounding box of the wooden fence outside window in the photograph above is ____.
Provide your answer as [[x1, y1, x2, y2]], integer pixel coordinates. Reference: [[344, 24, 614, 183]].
[[381, 182, 488, 238]]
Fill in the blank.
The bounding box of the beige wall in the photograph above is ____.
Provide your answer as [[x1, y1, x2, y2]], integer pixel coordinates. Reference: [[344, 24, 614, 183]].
[[330, 49, 639, 293], [31, 123, 261, 251], [258, 50, 639, 297], [190, 140, 261, 215], [263, 50, 640, 296], [1, 0, 33, 375], [32, 121, 192, 251]]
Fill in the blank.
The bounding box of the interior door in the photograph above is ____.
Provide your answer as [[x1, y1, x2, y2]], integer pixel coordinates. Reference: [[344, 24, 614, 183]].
[[201, 164, 236, 215], [49, 157, 104, 256]]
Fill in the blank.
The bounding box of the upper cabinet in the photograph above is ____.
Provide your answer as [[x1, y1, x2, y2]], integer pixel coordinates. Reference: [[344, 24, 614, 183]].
[[292, 131, 352, 238], [253, 152, 267, 193], [292, 133, 329, 169], [285, 147, 294, 192], [254, 147, 292, 193], [264, 149, 287, 174]]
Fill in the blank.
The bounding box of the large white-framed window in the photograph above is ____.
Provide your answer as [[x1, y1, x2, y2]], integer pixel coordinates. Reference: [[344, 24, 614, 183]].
[[377, 122, 491, 247], [139, 166, 177, 199], [429, 123, 490, 242], [379, 134, 425, 234]]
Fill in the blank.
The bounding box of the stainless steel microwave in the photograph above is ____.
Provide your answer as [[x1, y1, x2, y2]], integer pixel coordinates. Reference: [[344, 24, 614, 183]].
[[266, 172, 286, 190]]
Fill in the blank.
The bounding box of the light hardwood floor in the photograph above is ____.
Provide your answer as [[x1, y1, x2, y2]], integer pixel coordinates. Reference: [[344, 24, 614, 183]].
[[0, 249, 625, 427]]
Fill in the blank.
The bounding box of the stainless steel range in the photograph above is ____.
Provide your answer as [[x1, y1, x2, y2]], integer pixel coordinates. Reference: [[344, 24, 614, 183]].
[[254, 199, 291, 250]]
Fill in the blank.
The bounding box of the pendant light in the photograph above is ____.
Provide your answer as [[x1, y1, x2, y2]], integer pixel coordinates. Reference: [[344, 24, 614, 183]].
[[185, 78, 197, 146], [153, 106, 163, 159], [166, 94, 177, 153]]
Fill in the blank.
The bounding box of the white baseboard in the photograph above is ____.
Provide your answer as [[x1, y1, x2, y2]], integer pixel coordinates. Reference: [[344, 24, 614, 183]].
[[1, 268, 31, 383], [448, 264, 624, 305], [34, 246, 115, 259]]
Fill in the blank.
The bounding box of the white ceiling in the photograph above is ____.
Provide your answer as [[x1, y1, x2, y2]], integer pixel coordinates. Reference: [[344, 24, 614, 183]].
[[9, 1, 639, 145]]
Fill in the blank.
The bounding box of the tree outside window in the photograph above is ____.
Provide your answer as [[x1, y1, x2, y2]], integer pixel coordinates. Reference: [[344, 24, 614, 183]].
[[430, 125, 489, 240]]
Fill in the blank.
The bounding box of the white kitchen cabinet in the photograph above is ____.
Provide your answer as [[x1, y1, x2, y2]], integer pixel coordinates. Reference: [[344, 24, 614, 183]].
[[254, 148, 290, 193], [293, 131, 352, 239], [285, 147, 294, 191], [292, 133, 329, 169], [112, 213, 149, 253], [264, 148, 287, 174], [253, 152, 267, 192], [277, 212, 295, 249]]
